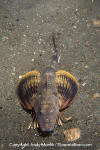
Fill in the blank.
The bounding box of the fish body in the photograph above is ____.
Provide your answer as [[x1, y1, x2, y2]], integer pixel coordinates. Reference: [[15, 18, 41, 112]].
[[34, 67, 59, 132], [16, 33, 78, 134]]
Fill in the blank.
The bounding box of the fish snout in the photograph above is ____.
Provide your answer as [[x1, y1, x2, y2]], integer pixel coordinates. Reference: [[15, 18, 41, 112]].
[[38, 113, 57, 134]]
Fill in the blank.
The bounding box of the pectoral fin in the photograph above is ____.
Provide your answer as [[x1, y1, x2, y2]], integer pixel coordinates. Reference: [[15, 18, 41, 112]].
[[16, 71, 40, 110], [56, 70, 78, 111]]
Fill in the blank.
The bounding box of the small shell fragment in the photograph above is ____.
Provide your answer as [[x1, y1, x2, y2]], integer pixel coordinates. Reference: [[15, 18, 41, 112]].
[[64, 128, 81, 141], [73, 26, 77, 29], [32, 58, 34, 62], [92, 19, 100, 27], [19, 75, 22, 79], [84, 65, 88, 68], [82, 82, 86, 86], [12, 73, 15, 76], [93, 93, 100, 98], [64, 117, 72, 121]]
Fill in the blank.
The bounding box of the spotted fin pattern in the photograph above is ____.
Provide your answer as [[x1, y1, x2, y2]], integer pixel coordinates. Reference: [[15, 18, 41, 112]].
[[16, 71, 40, 110], [56, 70, 78, 111]]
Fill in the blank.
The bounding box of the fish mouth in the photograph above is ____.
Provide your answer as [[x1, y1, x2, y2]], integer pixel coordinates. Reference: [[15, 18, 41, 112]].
[[38, 127, 54, 137], [39, 126, 54, 132], [39, 121, 55, 131], [37, 119, 56, 136]]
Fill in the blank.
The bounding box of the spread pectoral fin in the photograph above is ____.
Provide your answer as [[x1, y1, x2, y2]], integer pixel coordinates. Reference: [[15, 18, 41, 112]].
[[56, 70, 78, 111], [16, 71, 40, 110]]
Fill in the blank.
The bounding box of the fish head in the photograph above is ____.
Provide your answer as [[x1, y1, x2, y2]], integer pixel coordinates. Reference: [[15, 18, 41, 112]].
[[34, 93, 59, 133]]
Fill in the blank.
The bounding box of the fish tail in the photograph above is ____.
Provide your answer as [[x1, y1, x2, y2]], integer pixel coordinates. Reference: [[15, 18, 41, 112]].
[[50, 33, 61, 68]]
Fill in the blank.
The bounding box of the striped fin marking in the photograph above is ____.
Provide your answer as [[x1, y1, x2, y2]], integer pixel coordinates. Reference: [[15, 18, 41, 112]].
[[56, 70, 79, 111], [16, 71, 40, 110]]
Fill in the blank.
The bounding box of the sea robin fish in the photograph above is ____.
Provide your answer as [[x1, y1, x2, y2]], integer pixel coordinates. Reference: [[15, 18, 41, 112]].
[[16, 33, 78, 135]]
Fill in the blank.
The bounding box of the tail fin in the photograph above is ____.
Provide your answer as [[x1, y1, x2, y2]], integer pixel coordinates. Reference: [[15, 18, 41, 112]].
[[50, 33, 61, 68], [52, 32, 58, 54]]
